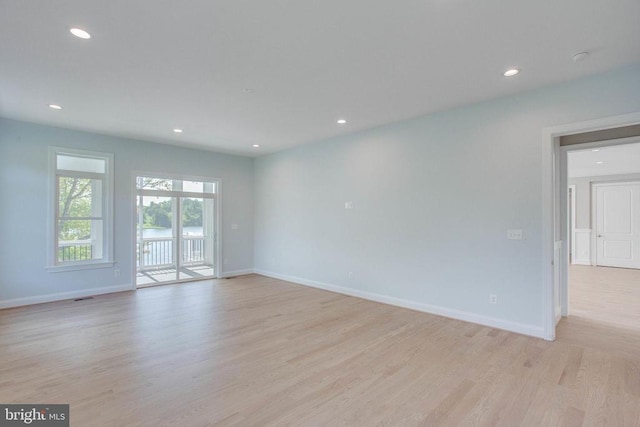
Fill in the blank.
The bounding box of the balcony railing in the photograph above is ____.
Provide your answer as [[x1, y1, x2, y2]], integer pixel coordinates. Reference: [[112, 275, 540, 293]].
[[140, 237, 173, 267], [182, 236, 205, 265], [59, 237, 208, 269], [137, 236, 206, 269], [58, 236, 206, 269], [58, 240, 92, 262]]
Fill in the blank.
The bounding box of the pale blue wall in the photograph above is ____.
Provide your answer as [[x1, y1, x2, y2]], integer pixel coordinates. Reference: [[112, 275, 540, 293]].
[[3, 64, 640, 330], [0, 119, 254, 302], [253, 64, 640, 332]]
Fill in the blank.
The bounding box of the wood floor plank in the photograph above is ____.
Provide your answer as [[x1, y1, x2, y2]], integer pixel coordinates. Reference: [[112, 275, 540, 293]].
[[1, 272, 639, 426]]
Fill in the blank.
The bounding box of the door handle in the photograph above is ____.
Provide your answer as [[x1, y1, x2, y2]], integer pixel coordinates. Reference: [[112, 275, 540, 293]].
[[598, 234, 603, 237]]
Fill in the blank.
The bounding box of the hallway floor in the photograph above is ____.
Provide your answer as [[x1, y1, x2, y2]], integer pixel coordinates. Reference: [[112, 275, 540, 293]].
[[568, 264, 640, 330]]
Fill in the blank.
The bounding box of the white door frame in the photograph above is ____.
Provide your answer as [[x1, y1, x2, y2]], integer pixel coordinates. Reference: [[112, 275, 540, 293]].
[[541, 111, 640, 341], [568, 184, 576, 265], [131, 171, 223, 288]]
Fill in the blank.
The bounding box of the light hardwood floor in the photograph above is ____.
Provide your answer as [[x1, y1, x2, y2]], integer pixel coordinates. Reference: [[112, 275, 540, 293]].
[[1, 274, 639, 426], [568, 264, 640, 330]]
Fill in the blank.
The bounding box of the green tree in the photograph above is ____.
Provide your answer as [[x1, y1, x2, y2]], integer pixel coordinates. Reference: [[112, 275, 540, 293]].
[[140, 198, 202, 228], [143, 200, 172, 228], [182, 198, 202, 227], [57, 176, 95, 261], [58, 177, 93, 241]]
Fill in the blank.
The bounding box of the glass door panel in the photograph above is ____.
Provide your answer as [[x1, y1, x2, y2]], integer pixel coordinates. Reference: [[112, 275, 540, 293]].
[[179, 197, 215, 280], [136, 195, 178, 286]]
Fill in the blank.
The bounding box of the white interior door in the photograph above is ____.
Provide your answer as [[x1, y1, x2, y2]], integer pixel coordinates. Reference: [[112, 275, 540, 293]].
[[595, 182, 640, 269]]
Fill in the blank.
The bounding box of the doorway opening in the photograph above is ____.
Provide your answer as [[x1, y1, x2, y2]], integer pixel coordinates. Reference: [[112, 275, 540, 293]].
[[565, 143, 640, 330], [542, 114, 640, 341], [134, 175, 220, 287]]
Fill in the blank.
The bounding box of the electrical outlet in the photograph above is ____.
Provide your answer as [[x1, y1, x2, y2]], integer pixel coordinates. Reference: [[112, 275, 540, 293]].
[[345, 201, 354, 209], [348, 271, 354, 279], [114, 269, 120, 277], [489, 294, 497, 304]]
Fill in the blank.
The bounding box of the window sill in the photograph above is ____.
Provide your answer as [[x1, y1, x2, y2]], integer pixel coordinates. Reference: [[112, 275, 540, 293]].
[[46, 261, 116, 273]]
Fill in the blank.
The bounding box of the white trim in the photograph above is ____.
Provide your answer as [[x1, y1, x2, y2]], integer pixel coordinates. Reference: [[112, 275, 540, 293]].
[[220, 269, 254, 277], [47, 146, 115, 269], [591, 184, 597, 266], [591, 180, 640, 187], [215, 179, 222, 280], [542, 111, 640, 341], [131, 171, 223, 287], [554, 239, 563, 320], [254, 270, 545, 339], [46, 260, 116, 272], [569, 184, 577, 264], [573, 229, 592, 265], [137, 189, 217, 199], [0, 284, 133, 310]]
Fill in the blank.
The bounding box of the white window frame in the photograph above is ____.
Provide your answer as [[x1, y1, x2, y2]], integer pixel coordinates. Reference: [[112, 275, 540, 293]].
[[47, 147, 115, 272]]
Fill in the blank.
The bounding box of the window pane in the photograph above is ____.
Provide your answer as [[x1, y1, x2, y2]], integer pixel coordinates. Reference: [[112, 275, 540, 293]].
[[137, 177, 173, 191], [182, 197, 204, 234], [204, 182, 216, 194], [57, 154, 105, 173], [141, 196, 173, 236], [136, 176, 215, 193], [182, 180, 203, 193], [58, 219, 103, 262], [140, 196, 175, 267], [58, 177, 102, 217]]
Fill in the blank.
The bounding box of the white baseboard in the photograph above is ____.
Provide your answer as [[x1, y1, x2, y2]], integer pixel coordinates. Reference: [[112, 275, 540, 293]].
[[254, 269, 545, 339], [0, 284, 134, 309], [220, 269, 254, 278], [572, 260, 592, 266]]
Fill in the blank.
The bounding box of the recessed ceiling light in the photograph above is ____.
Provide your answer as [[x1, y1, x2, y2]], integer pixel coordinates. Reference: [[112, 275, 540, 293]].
[[253, 144, 260, 148], [503, 68, 520, 77], [591, 149, 600, 152], [337, 119, 347, 124], [48, 104, 62, 110], [70, 28, 91, 39], [173, 128, 183, 133], [596, 161, 604, 164]]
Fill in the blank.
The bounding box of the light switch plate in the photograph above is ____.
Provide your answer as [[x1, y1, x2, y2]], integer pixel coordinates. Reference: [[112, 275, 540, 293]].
[[507, 229, 523, 240]]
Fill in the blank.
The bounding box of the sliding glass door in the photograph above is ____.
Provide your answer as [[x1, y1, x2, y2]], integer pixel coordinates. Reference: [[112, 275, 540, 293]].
[[179, 196, 215, 280], [135, 177, 217, 287]]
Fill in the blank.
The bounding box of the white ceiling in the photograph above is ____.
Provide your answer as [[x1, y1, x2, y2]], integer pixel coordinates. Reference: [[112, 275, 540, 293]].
[[568, 141, 640, 178], [1, 1, 639, 157]]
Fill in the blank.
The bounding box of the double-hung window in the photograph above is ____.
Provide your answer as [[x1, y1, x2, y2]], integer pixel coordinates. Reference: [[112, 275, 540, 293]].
[[49, 147, 114, 270]]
